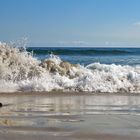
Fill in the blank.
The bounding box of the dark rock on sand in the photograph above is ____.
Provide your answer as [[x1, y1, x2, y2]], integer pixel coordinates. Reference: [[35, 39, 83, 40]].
[[0, 103, 3, 107]]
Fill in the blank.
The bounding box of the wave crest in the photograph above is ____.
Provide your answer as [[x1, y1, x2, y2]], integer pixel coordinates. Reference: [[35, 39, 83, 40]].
[[0, 42, 140, 93]]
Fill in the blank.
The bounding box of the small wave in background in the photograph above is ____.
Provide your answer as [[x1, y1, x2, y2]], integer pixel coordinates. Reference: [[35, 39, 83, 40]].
[[1, 41, 140, 93], [27, 47, 132, 55], [27, 47, 140, 66]]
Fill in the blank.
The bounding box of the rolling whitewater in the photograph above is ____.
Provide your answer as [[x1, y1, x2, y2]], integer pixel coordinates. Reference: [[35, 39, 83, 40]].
[[1, 41, 140, 93]]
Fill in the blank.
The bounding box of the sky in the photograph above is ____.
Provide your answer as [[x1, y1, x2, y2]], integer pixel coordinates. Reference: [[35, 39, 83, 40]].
[[0, 0, 140, 47]]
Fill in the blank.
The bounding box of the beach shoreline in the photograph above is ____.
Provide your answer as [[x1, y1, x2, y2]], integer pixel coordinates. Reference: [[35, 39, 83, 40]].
[[0, 91, 140, 96], [0, 92, 140, 140]]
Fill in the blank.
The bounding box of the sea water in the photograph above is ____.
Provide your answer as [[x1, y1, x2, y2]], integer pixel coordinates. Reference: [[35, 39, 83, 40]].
[[27, 47, 140, 66], [1, 42, 140, 93]]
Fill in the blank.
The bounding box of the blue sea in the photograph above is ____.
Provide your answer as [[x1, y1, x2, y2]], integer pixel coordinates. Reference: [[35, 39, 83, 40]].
[[27, 47, 140, 66]]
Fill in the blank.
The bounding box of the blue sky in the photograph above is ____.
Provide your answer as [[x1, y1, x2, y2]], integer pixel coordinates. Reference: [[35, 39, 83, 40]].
[[0, 0, 140, 47]]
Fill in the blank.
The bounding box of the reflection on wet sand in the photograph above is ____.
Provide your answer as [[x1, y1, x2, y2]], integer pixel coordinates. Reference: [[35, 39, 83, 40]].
[[0, 119, 16, 126], [0, 94, 140, 140], [1, 94, 140, 116]]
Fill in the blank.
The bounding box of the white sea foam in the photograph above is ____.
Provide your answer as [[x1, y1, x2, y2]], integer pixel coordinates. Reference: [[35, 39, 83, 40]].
[[0, 42, 140, 93]]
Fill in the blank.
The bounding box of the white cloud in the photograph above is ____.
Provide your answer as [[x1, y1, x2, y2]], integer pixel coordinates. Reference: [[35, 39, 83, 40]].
[[133, 22, 140, 26], [71, 41, 89, 45], [105, 41, 110, 45], [58, 40, 89, 46]]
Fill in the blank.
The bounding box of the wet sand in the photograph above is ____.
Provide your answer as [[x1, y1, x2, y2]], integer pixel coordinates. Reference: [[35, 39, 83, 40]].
[[0, 92, 140, 140]]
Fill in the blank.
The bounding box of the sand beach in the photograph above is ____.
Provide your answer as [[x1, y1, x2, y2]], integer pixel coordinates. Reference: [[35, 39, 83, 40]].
[[0, 92, 140, 140]]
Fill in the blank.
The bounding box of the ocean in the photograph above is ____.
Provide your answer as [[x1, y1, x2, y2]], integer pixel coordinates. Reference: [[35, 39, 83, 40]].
[[27, 47, 140, 66], [1, 43, 140, 93]]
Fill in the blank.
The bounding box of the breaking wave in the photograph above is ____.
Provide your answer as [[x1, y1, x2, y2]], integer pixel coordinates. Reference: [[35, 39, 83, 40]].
[[0, 42, 140, 93]]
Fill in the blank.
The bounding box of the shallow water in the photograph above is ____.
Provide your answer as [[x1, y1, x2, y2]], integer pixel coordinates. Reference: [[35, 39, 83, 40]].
[[0, 94, 140, 140], [1, 94, 140, 117]]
